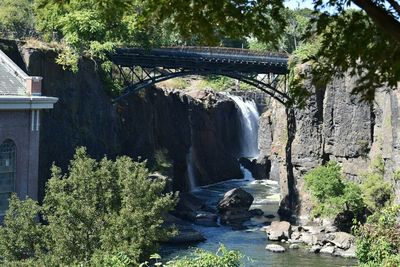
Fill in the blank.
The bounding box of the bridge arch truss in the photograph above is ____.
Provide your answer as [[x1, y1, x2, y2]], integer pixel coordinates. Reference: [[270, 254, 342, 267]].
[[109, 47, 291, 105]]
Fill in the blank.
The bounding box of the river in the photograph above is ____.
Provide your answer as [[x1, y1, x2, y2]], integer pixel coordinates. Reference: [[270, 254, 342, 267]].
[[161, 169, 357, 266]]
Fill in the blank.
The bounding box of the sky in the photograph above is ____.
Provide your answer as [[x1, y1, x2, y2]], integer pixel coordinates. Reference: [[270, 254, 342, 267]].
[[284, 0, 315, 10], [284, 0, 359, 11]]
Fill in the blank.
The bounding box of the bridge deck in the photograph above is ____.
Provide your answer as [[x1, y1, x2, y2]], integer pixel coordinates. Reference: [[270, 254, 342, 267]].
[[111, 47, 289, 75]]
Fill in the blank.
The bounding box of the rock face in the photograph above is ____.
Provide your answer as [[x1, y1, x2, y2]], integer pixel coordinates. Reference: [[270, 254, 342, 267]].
[[266, 221, 292, 241], [258, 64, 400, 219], [1, 43, 247, 199], [217, 188, 254, 226]]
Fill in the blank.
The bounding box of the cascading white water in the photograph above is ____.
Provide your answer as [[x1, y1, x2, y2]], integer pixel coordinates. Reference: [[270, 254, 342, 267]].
[[186, 145, 197, 191], [226, 94, 260, 158]]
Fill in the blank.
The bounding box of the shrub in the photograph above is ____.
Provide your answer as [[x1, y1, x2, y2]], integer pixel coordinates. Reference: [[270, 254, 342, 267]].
[[153, 149, 173, 176], [361, 173, 394, 213], [354, 205, 400, 267], [305, 161, 344, 202], [360, 155, 394, 213], [164, 245, 244, 267], [304, 161, 366, 218]]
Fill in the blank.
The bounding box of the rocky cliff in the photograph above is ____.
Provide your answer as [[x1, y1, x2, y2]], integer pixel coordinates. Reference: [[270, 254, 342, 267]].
[[260, 67, 400, 221], [1, 42, 245, 200]]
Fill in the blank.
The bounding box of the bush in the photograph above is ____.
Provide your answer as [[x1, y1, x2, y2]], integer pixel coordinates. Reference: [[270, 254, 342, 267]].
[[305, 161, 344, 202], [304, 161, 365, 218], [0, 147, 178, 266], [360, 157, 394, 213], [164, 245, 244, 267], [354, 205, 400, 267]]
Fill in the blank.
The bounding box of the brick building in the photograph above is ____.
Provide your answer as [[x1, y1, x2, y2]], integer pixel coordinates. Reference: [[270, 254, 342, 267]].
[[0, 49, 57, 214]]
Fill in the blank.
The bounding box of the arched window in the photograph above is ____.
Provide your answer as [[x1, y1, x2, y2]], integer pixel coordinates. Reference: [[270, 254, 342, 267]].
[[0, 140, 16, 214]]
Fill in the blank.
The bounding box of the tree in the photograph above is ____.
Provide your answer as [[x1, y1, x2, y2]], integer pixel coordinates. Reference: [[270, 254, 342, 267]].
[[305, 1, 400, 101], [0, 195, 46, 262], [0, 0, 35, 38], [0, 147, 178, 266]]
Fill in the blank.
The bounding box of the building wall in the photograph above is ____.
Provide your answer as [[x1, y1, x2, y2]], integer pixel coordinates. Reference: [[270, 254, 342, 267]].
[[0, 110, 39, 202]]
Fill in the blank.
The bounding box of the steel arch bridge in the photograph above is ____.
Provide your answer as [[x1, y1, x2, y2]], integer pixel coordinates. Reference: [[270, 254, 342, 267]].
[[108, 47, 291, 104]]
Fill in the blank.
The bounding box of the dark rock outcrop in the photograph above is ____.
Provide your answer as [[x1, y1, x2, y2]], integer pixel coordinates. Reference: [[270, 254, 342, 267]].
[[239, 156, 271, 180], [0, 43, 246, 199], [217, 187, 254, 226], [258, 64, 400, 220]]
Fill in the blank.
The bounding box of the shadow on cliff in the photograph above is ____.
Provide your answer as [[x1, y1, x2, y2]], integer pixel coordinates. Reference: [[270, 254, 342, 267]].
[[278, 107, 299, 221]]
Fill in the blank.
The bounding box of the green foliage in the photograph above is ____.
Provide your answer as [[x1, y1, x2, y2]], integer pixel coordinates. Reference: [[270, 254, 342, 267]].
[[393, 170, 400, 182], [287, 37, 322, 107], [165, 245, 244, 267], [305, 161, 365, 218], [141, 0, 287, 47], [354, 205, 400, 267], [0, 147, 178, 266], [247, 37, 276, 51], [360, 157, 394, 213], [0, 195, 46, 262], [0, 0, 35, 39], [153, 149, 173, 176], [305, 161, 344, 202], [34, 0, 141, 70], [199, 76, 237, 92], [308, 8, 400, 102], [90, 251, 133, 267]]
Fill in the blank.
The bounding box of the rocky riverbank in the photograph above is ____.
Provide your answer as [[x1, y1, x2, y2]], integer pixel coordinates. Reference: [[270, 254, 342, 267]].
[[166, 186, 356, 259], [265, 221, 356, 258]]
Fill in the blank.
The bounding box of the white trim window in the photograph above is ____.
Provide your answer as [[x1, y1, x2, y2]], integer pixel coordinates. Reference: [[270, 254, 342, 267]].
[[0, 139, 16, 214]]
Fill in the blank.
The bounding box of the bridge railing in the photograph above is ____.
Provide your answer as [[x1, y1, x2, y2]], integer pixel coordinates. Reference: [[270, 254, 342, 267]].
[[163, 46, 288, 58]]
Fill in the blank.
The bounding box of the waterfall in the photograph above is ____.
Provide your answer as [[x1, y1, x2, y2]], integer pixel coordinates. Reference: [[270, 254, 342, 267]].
[[226, 94, 260, 158], [186, 145, 197, 191]]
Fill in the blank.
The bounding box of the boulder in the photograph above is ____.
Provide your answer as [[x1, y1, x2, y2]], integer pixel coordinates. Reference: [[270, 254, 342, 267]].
[[218, 188, 254, 226], [289, 244, 300, 249], [194, 212, 218, 227], [249, 208, 264, 217], [298, 232, 313, 245], [309, 245, 322, 253], [320, 245, 335, 255], [334, 245, 356, 258], [217, 188, 254, 212], [327, 232, 355, 250], [265, 244, 286, 253], [325, 225, 338, 233], [172, 193, 206, 221], [220, 210, 253, 226], [302, 225, 325, 234], [168, 228, 206, 244], [266, 221, 292, 241], [163, 214, 206, 244], [290, 231, 302, 241]]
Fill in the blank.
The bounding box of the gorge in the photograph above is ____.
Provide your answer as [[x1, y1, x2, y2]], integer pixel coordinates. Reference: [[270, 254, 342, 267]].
[[1, 39, 399, 265]]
